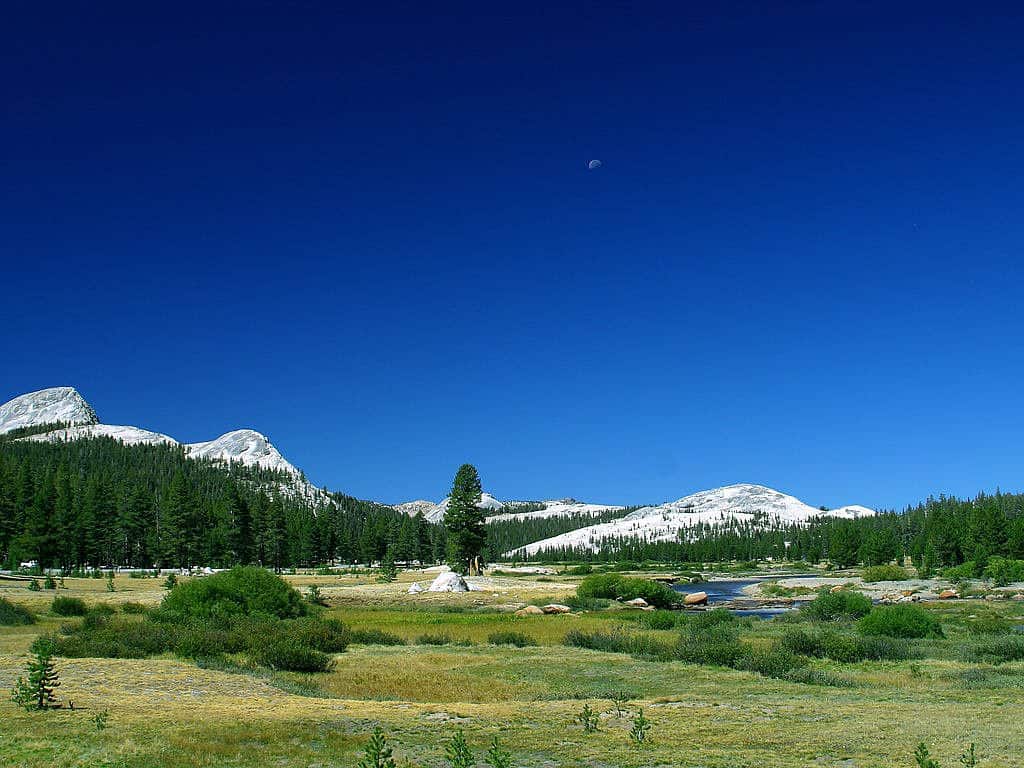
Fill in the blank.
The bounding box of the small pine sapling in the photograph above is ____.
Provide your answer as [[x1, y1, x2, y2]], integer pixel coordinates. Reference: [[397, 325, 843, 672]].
[[485, 735, 512, 768], [629, 709, 652, 745], [357, 726, 397, 768], [11, 640, 61, 711], [609, 691, 631, 718], [28, 579, 41, 592], [574, 702, 600, 733], [163, 573, 177, 590], [960, 743, 977, 768], [445, 728, 475, 768], [914, 743, 940, 768]]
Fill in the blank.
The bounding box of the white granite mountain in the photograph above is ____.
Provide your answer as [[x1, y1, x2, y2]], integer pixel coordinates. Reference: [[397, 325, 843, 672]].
[[1, 387, 324, 502], [509, 483, 876, 556]]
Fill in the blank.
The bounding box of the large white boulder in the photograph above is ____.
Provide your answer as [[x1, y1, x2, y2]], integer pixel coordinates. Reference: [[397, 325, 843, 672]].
[[408, 582, 424, 594], [428, 572, 470, 592]]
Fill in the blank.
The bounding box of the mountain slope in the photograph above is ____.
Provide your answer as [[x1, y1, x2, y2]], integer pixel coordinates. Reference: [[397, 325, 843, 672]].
[[395, 492, 504, 523], [509, 483, 875, 556], [0, 387, 322, 502], [0, 387, 98, 434]]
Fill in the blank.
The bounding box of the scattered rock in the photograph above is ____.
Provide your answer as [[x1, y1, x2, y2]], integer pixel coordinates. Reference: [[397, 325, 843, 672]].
[[625, 597, 649, 608], [407, 582, 424, 594], [541, 604, 572, 614], [514, 605, 544, 616], [683, 591, 708, 606], [428, 572, 469, 592], [938, 589, 959, 599]]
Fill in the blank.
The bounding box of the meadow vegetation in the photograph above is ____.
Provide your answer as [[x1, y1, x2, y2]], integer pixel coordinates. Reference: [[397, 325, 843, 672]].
[[1, 567, 1023, 767]]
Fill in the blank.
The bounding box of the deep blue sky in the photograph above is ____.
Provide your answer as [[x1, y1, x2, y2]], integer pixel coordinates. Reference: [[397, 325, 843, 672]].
[[3, 3, 1023, 510]]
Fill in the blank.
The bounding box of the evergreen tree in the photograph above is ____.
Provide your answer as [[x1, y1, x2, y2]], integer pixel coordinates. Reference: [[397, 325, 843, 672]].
[[11, 640, 61, 711], [444, 464, 487, 575]]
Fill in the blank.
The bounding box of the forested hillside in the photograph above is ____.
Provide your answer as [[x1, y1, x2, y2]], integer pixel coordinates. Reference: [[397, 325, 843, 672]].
[[0, 433, 444, 570]]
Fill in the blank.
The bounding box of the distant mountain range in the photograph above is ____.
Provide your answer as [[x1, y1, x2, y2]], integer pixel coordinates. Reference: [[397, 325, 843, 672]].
[[0, 386, 325, 502], [1, 387, 876, 554]]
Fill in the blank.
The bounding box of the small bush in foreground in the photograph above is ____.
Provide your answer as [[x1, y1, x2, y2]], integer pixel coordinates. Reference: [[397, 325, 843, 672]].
[[858, 605, 943, 639], [637, 610, 678, 630], [256, 637, 334, 672], [348, 629, 406, 646], [801, 588, 873, 621], [0, 597, 35, 626], [862, 565, 910, 582], [487, 631, 537, 647], [964, 636, 1024, 664], [120, 602, 149, 614], [50, 596, 87, 617]]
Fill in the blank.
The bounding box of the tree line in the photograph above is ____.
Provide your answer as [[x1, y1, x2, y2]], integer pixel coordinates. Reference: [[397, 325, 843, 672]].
[[0, 434, 447, 570]]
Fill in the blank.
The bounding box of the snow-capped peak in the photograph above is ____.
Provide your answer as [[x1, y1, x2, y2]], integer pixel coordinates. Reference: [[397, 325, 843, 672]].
[[185, 429, 302, 477], [0, 387, 98, 435], [395, 492, 504, 524]]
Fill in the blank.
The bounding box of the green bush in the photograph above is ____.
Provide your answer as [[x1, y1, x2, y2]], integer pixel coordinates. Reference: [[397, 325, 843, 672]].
[[673, 625, 744, 667], [942, 562, 976, 580], [287, 617, 350, 653], [487, 631, 537, 647], [120, 602, 150, 615], [51, 596, 88, 617], [414, 633, 452, 645], [684, 608, 736, 631], [0, 597, 36, 626], [782, 627, 913, 662], [983, 557, 1024, 587], [576, 574, 680, 609], [347, 628, 406, 645], [964, 637, 1024, 664], [158, 567, 306, 621], [862, 565, 911, 582], [256, 637, 333, 672], [801, 588, 873, 621], [637, 610, 678, 630], [736, 644, 808, 678], [858, 605, 943, 639], [563, 629, 672, 660]]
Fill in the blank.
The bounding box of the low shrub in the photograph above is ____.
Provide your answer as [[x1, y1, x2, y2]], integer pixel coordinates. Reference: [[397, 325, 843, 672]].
[[563, 595, 612, 611], [736, 644, 807, 678], [782, 627, 913, 662], [983, 557, 1024, 587], [415, 633, 452, 645], [964, 637, 1024, 664], [942, 562, 976, 580], [966, 617, 1014, 635], [862, 565, 911, 582], [563, 629, 672, 659], [684, 608, 736, 632], [120, 602, 150, 615], [256, 637, 334, 672], [347, 628, 406, 645], [801, 588, 873, 621], [858, 605, 943, 639], [637, 610, 678, 630], [576, 574, 680, 609], [0, 597, 35, 626], [287, 617, 350, 653], [158, 566, 306, 621], [487, 631, 537, 647], [783, 667, 855, 687], [673, 625, 744, 667], [51, 596, 88, 617]]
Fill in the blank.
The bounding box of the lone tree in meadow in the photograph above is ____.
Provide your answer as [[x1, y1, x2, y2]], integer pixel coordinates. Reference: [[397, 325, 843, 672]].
[[444, 464, 487, 575]]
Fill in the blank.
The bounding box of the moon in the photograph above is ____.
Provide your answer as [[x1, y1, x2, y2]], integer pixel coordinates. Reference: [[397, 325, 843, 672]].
[[587, 159, 602, 170]]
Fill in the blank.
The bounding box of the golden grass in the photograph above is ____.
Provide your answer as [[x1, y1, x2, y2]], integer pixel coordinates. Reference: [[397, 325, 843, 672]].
[[2, 574, 1024, 767]]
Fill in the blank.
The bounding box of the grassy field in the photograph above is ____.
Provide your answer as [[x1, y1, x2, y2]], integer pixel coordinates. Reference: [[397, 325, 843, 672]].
[[2, 571, 1023, 768]]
